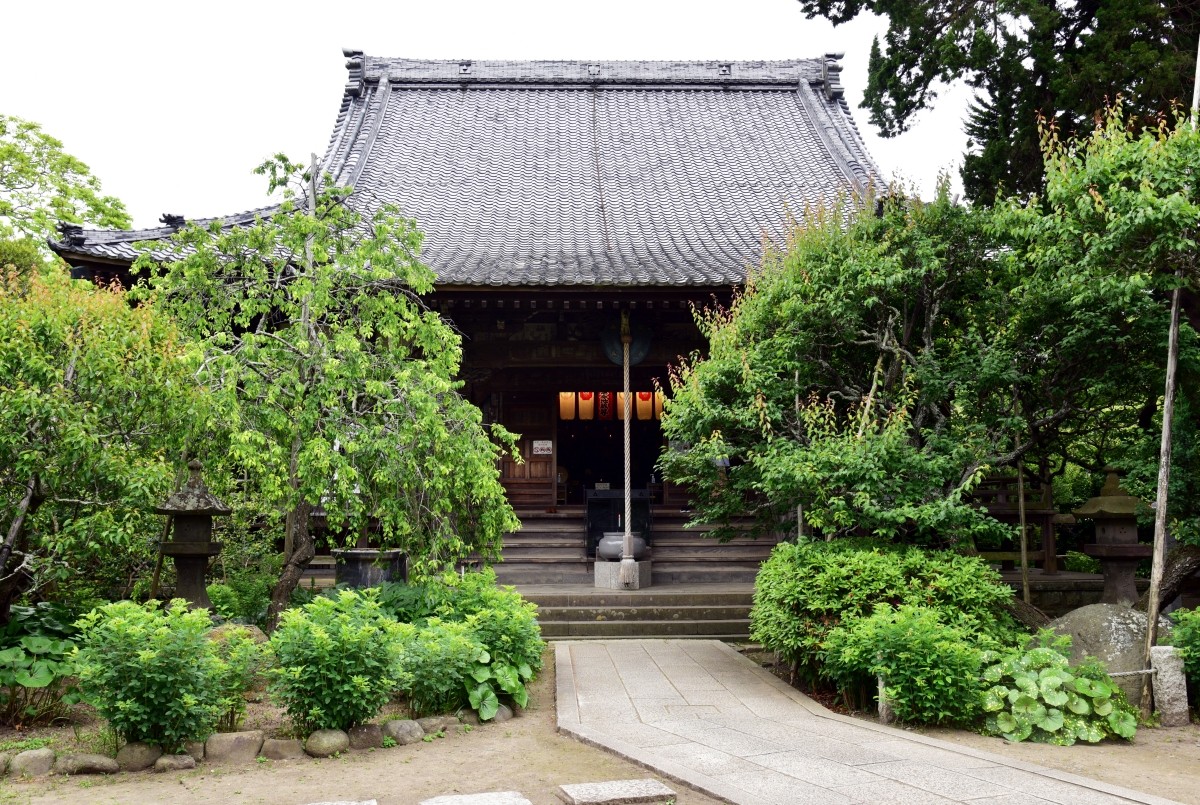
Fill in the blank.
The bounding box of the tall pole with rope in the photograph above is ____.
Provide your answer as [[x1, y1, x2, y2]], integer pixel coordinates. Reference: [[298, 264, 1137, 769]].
[[1138, 33, 1199, 717], [618, 311, 638, 587]]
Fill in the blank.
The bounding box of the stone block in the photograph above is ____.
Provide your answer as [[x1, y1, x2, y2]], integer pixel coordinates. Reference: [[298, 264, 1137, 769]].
[[205, 730, 265, 764], [348, 723, 383, 749], [154, 754, 197, 772], [53, 753, 119, 775], [184, 740, 205, 762], [261, 738, 307, 760], [306, 729, 350, 758], [1152, 645, 1190, 727], [557, 778, 676, 804], [382, 719, 425, 745], [116, 741, 162, 771], [421, 794, 532, 805], [594, 560, 652, 590], [10, 748, 55, 778]]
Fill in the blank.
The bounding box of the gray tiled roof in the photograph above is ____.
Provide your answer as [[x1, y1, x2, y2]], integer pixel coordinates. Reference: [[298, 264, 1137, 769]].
[[53, 54, 883, 287]]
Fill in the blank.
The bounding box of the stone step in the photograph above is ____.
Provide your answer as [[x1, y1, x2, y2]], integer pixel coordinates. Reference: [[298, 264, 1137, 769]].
[[536, 604, 750, 622], [493, 567, 595, 585], [651, 565, 762, 584], [501, 545, 587, 559], [520, 589, 752, 608], [540, 618, 751, 638]]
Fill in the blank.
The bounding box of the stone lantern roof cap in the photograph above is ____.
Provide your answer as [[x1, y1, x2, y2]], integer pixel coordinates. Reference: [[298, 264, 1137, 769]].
[[1073, 468, 1141, 518], [155, 460, 231, 516]]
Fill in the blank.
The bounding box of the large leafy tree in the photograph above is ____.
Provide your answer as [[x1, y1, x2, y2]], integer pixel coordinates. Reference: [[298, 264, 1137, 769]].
[[797, 1, 1200, 203], [0, 251, 206, 620], [0, 115, 129, 242], [999, 110, 1200, 604], [140, 157, 520, 628], [659, 185, 1171, 547]]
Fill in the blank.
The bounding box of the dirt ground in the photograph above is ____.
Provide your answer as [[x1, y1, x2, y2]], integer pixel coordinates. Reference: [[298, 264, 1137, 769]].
[[0, 649, 724, 805], [914, 720, 1200, 805], [0, 647, 1197, 805]]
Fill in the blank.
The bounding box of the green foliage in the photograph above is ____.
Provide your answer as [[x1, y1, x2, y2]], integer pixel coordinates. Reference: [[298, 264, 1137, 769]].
[[395, 618, 487, 718], [0, 601, 81, 725], [0, 261, 209, 616], [423, 570, 545, 675], [999, 108, 1200, 546], [751, 540, 1017, 685], [822, 604, 984, 725], [268, 589, 408, 734], [205, 523, 280, 626], [980, 631, 1137, 745], [0, 115, 129, 243], [139, 156, 520, 621], [211, 627, 269, 732], [0, 633, 77, 727], [799, 1, 1200, 203], [73, 600, 224, 751], [1062, 551, 1102, 575], [1169, 608, 1200, 681]]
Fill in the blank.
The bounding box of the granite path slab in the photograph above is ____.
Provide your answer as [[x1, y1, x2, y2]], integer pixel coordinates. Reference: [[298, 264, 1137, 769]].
[[555, 639, 1184, 805]]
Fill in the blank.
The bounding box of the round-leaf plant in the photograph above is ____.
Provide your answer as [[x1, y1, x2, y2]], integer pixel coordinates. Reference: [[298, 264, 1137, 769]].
[[980, 631, 1137, 745]]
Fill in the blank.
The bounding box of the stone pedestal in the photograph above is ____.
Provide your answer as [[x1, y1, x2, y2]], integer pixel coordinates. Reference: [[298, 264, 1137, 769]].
[[1151, 645, 1190, 727], [594, 560, 652, 590]]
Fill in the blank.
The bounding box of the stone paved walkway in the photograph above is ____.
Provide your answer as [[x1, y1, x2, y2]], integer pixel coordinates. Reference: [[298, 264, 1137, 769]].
[[556, 639, 1184, 805]]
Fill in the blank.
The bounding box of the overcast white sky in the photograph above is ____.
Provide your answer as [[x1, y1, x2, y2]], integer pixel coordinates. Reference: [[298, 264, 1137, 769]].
[[2, 0, 971, 230]]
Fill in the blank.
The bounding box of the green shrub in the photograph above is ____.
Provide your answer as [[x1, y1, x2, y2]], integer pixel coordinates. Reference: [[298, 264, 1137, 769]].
[[980, 630, 1137, 745], [822, 604, 984, 725], [381, 570, 545, 719], [211, 627, 270, 732], [396, 618, 488, 717], [751, 539, 1018, 684], [268, 589, 408, 734], [1169, 607, 1200, 681], [73, 599, 224, 751]]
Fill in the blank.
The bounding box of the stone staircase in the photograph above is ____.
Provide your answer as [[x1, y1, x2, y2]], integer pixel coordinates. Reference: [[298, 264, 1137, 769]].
[[518, 584, 756, 641], [489, 507, 781, 587]]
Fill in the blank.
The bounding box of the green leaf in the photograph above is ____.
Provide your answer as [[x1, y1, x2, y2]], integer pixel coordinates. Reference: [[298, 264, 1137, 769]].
[[1107, 710, 1137, 739]]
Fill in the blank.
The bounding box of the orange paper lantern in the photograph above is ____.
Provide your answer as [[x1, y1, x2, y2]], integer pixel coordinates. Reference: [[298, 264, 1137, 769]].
[[578, 391, 595, 420]]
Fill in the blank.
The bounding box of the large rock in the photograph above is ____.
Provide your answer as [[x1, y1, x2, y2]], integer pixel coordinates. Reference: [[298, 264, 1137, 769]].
[[305, 729, 350, 758], [1049, 603, 1171, 702], [205, 730, 265, 764], [348, 723, 383, 749], [10, 748, 55, 777], [154, 754, 197, 773], [116, 741, 162, 772], [382, 719, 425, 745], [53, 753, 119, 775], [0, 752, 11, 775], [260, 738, 307, 760]]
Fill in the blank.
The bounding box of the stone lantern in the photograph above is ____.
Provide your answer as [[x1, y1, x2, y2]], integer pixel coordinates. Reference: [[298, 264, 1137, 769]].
[[155, 460, 228, 609], [1074, 468, 1150, 605]]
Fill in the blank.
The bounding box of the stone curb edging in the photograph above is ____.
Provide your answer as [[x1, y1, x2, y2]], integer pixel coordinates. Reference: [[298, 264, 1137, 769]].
[[1, 712, 489, 780]]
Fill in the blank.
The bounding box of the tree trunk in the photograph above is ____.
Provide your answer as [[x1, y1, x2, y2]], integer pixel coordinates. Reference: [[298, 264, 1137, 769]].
[[266, 499, 315, 632], [1002, 596, 1051, 630], [1138, 543, 1200, 613]]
